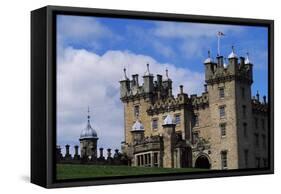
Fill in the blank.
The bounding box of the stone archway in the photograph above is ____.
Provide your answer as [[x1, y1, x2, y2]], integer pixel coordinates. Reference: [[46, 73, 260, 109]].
[[195, 155, 211, 169]]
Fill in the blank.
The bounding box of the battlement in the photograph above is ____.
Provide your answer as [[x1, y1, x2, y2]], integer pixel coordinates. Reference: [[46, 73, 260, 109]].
[[252, 92, 268, 114], [120, 64, 173, 102], [204, 49, 253, 85]]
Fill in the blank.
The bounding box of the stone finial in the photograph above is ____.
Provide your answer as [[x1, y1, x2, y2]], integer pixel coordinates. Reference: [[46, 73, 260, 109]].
[[256, 91, 260, 101], [144, 63, 151, 76], [122, 67, 129, 80]]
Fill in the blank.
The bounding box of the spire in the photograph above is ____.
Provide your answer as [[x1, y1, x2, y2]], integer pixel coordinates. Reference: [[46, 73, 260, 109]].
[[164, 68, 171, 80], [228, 45, 238, 59], [122, 67, 129, 80], [204, 50, 214, 64], [245, 52, 251, 64], [144, 63, 151, 76], [256, 90, 260, 101], [87, 106, 91, 125]]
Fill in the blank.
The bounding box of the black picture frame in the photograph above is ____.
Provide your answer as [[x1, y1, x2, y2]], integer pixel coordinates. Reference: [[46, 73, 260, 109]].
[[31, 5, 274, 188]]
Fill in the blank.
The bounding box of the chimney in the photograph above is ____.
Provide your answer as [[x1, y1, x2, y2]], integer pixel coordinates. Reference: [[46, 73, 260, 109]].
[[179, 85, 183, 94], [217, 56, 223, 66], [65, 144, 70, 156], [74, 145, 79, 156], [157, 74, 162, 86], [240, 57, 245, 66], [263, 96, 266, 104], [107, 148, 112, 158], [132, 74, 139, 86], [99, 147, 104, 158]]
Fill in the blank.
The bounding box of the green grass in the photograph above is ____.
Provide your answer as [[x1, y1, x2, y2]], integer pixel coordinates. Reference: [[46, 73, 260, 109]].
[[56, 164, 208, 180]]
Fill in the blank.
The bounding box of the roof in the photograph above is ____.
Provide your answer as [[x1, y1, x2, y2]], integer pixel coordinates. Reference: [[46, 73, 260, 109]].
[[163, 114, 174, 125], [131, 119, 144, 132]]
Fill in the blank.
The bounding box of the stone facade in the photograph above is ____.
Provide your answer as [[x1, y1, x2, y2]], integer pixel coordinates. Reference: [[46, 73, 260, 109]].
[[120, 49, 268, 170]]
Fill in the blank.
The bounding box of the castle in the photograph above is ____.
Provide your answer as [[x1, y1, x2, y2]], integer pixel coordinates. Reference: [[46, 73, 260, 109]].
[[120, 47, 268, 170]]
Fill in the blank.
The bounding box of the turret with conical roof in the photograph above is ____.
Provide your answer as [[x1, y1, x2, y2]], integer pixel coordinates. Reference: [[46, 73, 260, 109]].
[[79, 107, 98, 160]]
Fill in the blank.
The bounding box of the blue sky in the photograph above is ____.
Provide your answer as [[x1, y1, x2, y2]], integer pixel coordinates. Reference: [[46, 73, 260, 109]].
[[56, 15, 268, 155]]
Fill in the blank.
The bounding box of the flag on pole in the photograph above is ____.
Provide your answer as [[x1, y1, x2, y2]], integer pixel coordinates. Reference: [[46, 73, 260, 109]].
[[217, 31, 225, 36]]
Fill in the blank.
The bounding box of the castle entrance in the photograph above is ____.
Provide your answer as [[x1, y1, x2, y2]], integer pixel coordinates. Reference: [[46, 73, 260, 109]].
[[195, 155, 210, 169]]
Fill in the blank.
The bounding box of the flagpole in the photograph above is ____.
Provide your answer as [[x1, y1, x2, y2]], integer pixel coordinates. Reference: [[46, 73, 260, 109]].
[[217, 34, 220, 56]]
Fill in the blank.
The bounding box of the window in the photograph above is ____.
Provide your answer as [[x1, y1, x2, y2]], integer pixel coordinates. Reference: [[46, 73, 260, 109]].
[[220, 123, 226, 137], [219, 87, 225, 98], [244, 149, 249, 168], [194, 114, 199, 127], [255, 133, 259, 147], [262, 134, 266, 148], [153, 152, 159, 167], [243, 123, 248, 138], [241, 87, 245, 99], [152, 119, 158, 130], [134, 105, 140, 117], [255, 157, 261, 168], [221, 151, 228, 169], [175, 114, 181, 125], [261, 119, 265, 130], [242, 105, 247, 118], [254, 117, 258, 129], [219, 106, 226, 118]]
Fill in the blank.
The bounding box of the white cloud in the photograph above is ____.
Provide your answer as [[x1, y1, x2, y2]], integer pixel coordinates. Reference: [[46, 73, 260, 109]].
[[57, 47, 204, 155], [153, 22, 244, 59], [57, 15, 121, 50]]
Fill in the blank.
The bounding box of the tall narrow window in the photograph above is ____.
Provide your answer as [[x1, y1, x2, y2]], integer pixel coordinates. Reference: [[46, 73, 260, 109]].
[[243, 123, 248, 138], [219, 106, 226, 118], [221, 151, 228, 169], [244, 149, 249, 168], [220, 123, 226, 137], [242, 105, 247, 118], [134, 105, 140, 117], [152, 118, 158, 130], [175, 114, 181, 125], [219, 87, 225, 98]]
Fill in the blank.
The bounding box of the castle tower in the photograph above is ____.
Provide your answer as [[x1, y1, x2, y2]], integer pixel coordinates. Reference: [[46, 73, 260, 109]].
[[79, 107, 98, 160], [204, 47, 254, 169], [162, 113, 176, 168]]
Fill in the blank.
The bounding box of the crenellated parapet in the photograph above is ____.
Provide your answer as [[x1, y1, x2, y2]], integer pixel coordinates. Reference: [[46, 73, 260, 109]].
[[190, 92, 209, 109], [204, 48, 253, 85], [120, 64, 173, 103], [252, 92, 268, 115]]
